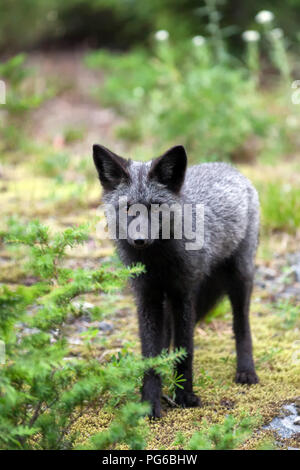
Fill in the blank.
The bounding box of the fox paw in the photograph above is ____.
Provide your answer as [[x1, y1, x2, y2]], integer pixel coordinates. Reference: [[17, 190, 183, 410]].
[[235, 370, 259, 385], [148, 400, 162, 420], [175, 391, 201, 408], [143, 395, 161, 419]]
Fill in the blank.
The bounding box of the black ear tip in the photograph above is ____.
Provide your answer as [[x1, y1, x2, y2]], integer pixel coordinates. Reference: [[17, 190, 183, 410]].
[[165, 145, 187, 158], [93, 144, 101, 154], [175, 145, 186, 152], [175, 145, 187, 158], [93, 145, 105, 169]]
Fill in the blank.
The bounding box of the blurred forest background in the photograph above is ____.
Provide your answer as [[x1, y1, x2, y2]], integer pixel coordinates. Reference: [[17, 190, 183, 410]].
[[1, 0, 300, 52], [0, 0, 299, 451]]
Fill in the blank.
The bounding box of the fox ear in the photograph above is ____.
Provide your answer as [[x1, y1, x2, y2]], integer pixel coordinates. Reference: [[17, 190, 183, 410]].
[[93, 144, 129, 191], [149, 145, 187, 192]]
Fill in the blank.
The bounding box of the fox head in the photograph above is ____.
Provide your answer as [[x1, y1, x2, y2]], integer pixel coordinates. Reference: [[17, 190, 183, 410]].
[[93, 144, 187, 249]]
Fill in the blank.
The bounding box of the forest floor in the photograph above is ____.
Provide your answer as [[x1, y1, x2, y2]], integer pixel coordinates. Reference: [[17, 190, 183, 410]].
[[1, 50, 299, 450]]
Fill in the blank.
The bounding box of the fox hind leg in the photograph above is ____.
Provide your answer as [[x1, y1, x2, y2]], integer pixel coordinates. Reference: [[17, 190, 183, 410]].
[[226, 255, 259, 385]]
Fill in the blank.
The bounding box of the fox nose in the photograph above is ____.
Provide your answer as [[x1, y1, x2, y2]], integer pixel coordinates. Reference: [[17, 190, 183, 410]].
[[133, 238, 147, 247]]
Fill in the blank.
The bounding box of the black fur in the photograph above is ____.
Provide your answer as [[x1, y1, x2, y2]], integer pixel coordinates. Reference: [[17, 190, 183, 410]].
[[93, 145, 259, 418]]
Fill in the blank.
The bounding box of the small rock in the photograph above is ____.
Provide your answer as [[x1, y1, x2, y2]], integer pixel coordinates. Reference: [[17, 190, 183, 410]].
[[264, 403, 300, 438], [293, 417, 300, 425], [98, 321, 114, 332]]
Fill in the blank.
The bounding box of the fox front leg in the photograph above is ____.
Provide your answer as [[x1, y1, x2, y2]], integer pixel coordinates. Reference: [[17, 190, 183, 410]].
[[170, 292, 201, 408], [135, 281, 166, 418]]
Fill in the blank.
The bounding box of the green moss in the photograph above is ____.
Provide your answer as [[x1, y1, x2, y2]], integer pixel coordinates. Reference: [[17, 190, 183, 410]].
[[69, 298, 300, 450]]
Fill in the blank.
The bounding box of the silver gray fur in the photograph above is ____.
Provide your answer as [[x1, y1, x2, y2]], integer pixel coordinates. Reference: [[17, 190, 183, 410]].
[[93, 144, 260, 418]]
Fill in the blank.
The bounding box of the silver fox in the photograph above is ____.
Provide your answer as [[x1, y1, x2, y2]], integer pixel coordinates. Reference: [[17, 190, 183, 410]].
[[93, 144, 259, 418]]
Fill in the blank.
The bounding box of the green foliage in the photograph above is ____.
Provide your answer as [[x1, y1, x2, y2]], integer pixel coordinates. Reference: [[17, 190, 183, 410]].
[[259, 181, 300, 233], [1, 0, 300, 53], [188, 415, 256, 450], [274, 301, 300, 329], [0, 219, 184, 449], [64, 127, 85, 144], [37, 152, 71, 178], [0, 54, 52, 152], [205, 297, 231, 322], [0, 0, 58, 51], [86, 39, 270, 161], [80, 348, 186, 450], [164, 372, 186, 400], [86, 402, 150, 450]]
